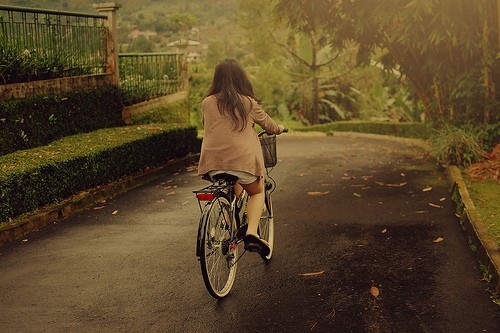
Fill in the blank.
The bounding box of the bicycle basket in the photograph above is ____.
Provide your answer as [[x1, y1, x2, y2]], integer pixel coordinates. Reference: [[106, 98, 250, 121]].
[[260, 134, 277, 167]]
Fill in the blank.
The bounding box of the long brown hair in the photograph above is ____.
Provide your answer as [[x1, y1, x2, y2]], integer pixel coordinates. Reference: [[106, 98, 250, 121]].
[[207, 59, 260, 131]]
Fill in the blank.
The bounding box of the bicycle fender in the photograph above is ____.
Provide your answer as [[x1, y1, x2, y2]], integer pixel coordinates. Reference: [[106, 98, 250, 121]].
[[196, 209, 210, 257]]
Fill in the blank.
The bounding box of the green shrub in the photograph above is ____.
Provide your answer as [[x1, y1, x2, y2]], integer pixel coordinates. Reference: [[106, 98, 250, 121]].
[[0, 124, 200, 221], [0, 86, 124, 157], [430, 124, 484, 167], [129, 100, 190, 126], [293, 121, 433, 139], [476, 122, 500, 153]]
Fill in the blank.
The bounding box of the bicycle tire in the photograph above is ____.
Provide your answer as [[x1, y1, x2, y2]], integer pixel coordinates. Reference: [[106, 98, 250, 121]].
[[259, 188, 274, 262], [199, 195, 238, 299]]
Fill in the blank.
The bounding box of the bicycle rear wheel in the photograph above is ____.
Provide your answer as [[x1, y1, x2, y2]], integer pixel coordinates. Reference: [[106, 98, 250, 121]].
[[199, 196, 238, 298], [259, 188, 274, 262]]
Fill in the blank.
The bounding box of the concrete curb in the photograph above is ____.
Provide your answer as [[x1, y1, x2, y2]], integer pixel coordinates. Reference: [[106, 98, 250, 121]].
[[0, 154, 200, 247], [447, 166, 500, 294]]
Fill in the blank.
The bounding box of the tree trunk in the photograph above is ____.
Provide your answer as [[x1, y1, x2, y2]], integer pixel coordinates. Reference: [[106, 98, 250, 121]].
[[310, 34, 320, 124], [497, 0, 500, 50], [385, 43, 433, 122], [483, 0, 493, 124], [311, 70, 320, 124]]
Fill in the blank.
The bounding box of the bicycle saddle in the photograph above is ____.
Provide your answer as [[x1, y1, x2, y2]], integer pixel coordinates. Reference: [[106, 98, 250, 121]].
[[211, 173, 239, 183]]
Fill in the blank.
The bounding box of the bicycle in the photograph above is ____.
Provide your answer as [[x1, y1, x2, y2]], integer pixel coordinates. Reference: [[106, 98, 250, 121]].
[[193, 130, 287, 299]]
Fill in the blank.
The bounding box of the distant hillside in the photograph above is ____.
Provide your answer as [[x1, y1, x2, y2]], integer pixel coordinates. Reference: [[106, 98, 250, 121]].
[[1, 0, 97, 13], [1, 0, 237, 22], [2, 0, 245, 54]]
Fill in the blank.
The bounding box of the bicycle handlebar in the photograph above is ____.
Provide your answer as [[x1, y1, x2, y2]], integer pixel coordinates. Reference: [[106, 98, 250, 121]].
[[258, 128, 289, 137]]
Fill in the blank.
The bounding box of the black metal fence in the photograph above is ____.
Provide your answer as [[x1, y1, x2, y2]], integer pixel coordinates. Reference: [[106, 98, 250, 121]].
[[119, 53, 182, 105], [0, 5, 108, 84]]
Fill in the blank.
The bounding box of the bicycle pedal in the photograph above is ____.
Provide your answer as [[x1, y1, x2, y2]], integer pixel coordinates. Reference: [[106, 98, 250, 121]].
[[244, 243, 262, 253]]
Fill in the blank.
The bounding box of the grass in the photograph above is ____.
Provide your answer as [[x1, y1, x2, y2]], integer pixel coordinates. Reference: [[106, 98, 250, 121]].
[[291, 120, 433, 139], [466, 179, 500, 247], [130, 100, 190, 125]]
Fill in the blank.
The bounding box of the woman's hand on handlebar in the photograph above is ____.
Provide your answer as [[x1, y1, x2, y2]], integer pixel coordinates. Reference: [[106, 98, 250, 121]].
[[278, 124, 289, 134]]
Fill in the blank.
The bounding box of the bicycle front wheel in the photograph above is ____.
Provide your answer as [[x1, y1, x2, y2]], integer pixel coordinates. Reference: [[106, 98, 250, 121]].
[[199, 196, 238, 299], [259, 188, 274, 262]]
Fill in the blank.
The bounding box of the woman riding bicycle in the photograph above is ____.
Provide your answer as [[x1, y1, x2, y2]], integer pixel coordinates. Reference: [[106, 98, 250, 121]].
[[197, 58, 285, 256]]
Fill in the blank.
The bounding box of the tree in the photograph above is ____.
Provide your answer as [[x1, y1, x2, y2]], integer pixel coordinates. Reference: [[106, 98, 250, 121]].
[[272, 0, 345, 124], [274, 0, 499, 126], [337, 0, 499, 126], [127, 35, 154, 53]]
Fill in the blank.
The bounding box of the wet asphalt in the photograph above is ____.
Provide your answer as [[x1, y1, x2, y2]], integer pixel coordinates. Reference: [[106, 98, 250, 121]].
[[0, 133, 499, 333]]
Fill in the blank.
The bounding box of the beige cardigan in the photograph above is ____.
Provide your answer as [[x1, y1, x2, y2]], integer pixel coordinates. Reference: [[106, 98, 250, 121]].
[[197, 95, 282, 177]]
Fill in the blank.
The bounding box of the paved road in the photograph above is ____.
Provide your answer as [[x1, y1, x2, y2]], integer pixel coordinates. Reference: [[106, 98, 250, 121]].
[[0, 134, 498, 333]]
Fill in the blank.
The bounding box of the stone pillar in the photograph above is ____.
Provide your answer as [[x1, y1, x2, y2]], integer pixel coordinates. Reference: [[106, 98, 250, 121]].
[[93, 2, 122, 86], [175, 40, 189, 93]]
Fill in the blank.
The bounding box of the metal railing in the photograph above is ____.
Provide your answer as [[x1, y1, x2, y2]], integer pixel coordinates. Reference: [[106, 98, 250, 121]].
[[0, 5, 108, 84], [119, 53, 182, 106]]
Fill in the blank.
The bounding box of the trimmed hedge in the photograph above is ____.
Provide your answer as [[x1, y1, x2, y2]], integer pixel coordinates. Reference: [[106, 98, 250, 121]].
[[0, 124, 200, 222], [0, 86, 124, 157], [294, 121, 433, 139]]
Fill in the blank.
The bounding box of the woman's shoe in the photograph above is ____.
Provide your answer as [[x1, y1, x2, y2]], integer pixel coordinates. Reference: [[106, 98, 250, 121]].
[[244, 234, 270, 257]]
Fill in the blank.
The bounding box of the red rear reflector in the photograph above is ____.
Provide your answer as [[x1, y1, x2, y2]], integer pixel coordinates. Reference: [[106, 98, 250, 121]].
[[197, 193, 214, 201]]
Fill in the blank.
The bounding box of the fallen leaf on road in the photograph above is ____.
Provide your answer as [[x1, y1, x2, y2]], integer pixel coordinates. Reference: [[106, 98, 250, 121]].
[[375, 181, 407, 187], [439, 197, 446, 202], [428, 202, 443, 209], [381, 228, 387, 234], [161, 185, 177, 190], [415, 210, 429, 214], [370, 286, 380, 298], [353, 192, 361, 197], [112, 210, 118, 215], [299, 271, 325, 277], [361, 175, 373, 181], [400, 173, 406, 177], [433, 237, 444, 243], [156, 199, 165, 203], [181, 201, 188, 206], [297, 173, 311, 177], [167, 191, 176, 196], [93, 206, 105, 210], [422, 186, 433, 192], [307, 191, 329, 196]]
